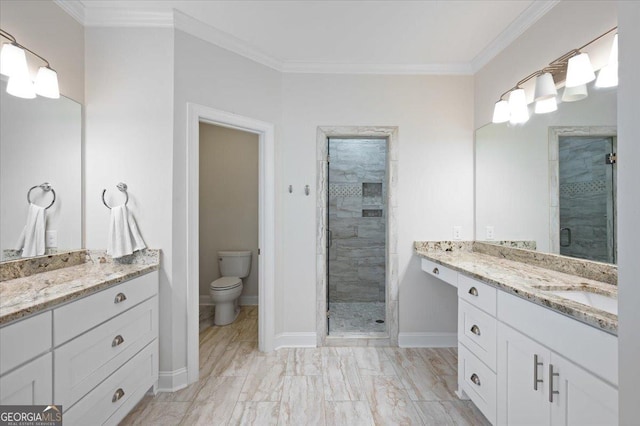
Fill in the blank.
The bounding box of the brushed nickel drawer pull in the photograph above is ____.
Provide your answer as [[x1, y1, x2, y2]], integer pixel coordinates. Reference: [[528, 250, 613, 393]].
[[534, 354, 543, 390], [432, 267, 439, 275], [112, 335, 125, 347], [468, 287, 479, 296], [112, 388, 125, 403], [114, 293, 127, 304], [470, 373, 481, 386], [470, 325, 481, 336], [549, 364, 559, 402]]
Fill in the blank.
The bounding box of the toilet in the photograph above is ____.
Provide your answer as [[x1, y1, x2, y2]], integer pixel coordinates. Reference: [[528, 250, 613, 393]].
[[209, 250, 252, 325]]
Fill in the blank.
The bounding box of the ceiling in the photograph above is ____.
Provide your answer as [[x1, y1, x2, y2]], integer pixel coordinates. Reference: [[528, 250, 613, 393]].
[[57, 0, 560, 74]]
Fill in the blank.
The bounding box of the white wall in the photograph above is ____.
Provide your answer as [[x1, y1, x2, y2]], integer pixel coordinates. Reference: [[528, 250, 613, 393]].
[[84, 28, 175, 373], [476, 88, 616, 252], [617, 1, 640, 422], [0, 0, 84, 103], [199, 123, 259, 301], [282, 73, 474, 334]]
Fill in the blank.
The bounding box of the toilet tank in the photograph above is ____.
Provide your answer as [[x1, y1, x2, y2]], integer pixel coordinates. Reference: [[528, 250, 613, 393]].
[[218, 251, 252, 278]]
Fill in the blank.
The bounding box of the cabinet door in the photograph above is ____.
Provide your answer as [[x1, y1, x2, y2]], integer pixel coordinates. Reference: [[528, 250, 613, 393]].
[[549, 353, 618, 426], [0, 353, 52, 405], [497, 323, 551, 426]]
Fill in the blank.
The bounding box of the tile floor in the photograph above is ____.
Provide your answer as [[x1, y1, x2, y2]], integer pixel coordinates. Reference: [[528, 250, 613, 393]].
[[328, 302, 386, 334], [121, 306, 490, 425]]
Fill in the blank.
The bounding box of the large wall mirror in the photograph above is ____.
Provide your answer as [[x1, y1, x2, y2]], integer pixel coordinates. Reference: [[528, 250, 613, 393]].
[[0, 78, 82, 261], [475, 84, 617, 264]]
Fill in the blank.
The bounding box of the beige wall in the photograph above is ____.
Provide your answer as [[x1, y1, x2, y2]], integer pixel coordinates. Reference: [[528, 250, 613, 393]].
[[0, 0, 85, 103], [199, 123, 259, 302]]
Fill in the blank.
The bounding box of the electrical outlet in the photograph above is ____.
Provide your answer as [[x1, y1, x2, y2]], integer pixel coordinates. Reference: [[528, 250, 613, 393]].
[[453, 226, 462, 240], [46, 231, 57, 247], [486, 226, 495, 240]]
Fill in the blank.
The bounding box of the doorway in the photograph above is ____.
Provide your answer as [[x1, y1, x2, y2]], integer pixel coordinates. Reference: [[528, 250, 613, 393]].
[[327, 138, 387, 335]]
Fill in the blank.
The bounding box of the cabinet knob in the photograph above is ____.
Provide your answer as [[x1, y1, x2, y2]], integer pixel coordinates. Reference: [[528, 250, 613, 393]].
[[112, 388, 125, 403], [468, 287, 479, 297], [470, 373, 481, 386], [112, 335, 125, 347], [470, 325, 481, 336], [114, 293, 127, 304], [432, 267, 439, 275]]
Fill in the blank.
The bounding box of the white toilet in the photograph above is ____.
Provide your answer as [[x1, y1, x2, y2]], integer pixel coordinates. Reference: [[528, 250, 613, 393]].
[[209, 250, 252, 325]]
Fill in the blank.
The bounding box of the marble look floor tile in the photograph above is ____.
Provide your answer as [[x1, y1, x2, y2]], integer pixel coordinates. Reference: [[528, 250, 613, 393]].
[[119, 395, 153, 425], [279, 376, 325, 426], [239, 356, 287, 402], [361, 375, 423, 425], [321, 346, 354, 358], [228, 401, 280, 426], [154, 381, 204, 402], [194, 376, 245, 402], [351, 347, 396, 376], [414, 400, 491, 426], [322, 356, 365, 401], [211, 341, 257, 377], [286, 348, 323, 376], [418, 348, 457, 376], [120, 401, 190, 426], [179, 400, 238, 426], [324, 401, 375, 426]]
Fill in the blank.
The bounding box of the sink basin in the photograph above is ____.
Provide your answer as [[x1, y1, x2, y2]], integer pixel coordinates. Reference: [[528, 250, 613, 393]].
[[548, 290, 617, 315]]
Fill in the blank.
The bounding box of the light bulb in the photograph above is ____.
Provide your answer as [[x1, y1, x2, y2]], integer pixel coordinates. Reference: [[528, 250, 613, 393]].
[[534, 73, 557, 101], [596, 34, 618, 88], [508, 89, 529, 124], [492, 100, 510, 123], [6, 75, 36, 99], [0, 43, 30, 79], [565, 53, 595, 88], [34, 66, 60, 98]]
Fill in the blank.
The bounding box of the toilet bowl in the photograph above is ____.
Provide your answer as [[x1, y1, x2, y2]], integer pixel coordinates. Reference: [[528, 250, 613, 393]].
[[209, 250, 252, 325]]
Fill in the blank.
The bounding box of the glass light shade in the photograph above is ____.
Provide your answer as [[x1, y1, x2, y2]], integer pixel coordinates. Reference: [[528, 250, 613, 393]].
[[534, 72, 557, 101], [6, 75, 36, 99], [34, 66, 60, 98], [508, 88, 529, 124], [0, 43, 30, 79], [595, 34, 618, 88], [535, 97, 558, 114], [565, 53, 595, 88], [561, 84, 588, 102], [492, 99, 510, 123]]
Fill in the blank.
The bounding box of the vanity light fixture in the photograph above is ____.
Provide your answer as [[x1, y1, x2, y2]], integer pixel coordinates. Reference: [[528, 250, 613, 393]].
[[491, 27, 617, 124], [0, 28, 60, 99]]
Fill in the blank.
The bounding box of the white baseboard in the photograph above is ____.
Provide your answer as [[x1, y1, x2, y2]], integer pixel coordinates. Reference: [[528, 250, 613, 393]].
[[274, 332, 317, 349], [199, 294, 258, 306], [157, 367, 188, 393], [398, 332, 457, 348]]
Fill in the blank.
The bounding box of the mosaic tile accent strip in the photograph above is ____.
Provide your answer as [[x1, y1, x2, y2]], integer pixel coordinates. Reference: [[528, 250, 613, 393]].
[[329, 183, 362, 198], [560, 180, 607, 196]]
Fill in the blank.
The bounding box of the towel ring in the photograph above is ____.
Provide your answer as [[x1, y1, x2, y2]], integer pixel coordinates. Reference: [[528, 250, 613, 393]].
[[27, 182, 56, 209], [102, 182, 129, 209]]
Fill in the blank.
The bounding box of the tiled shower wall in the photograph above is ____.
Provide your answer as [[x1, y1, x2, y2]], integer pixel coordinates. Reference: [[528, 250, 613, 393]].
[[328, 139, 386, 303]]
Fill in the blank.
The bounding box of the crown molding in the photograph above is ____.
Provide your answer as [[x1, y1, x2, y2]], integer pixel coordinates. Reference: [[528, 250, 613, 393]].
[[281, 61, 474, 75], [84, 8, 174, 28], [471, 0, 560, 73], [53, 0, 85, 25]]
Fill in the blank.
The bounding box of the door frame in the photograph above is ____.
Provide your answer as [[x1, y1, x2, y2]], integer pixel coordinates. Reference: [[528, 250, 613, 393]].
[[316, 126, 399, 346], [186, 103, 276, 384]]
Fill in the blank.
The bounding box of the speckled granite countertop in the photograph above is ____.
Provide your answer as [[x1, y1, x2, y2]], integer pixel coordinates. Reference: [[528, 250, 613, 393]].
[[415, 242, 617, 335], [0, 250, 159, 326]]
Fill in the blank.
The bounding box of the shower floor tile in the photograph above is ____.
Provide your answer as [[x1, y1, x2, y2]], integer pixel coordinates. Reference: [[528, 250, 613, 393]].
[[329, 302, 386, 333]]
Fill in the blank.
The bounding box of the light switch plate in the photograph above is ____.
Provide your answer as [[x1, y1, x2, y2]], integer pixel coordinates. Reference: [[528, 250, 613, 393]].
[[453, 226, 462, 240], [46, 230, 57, 247]]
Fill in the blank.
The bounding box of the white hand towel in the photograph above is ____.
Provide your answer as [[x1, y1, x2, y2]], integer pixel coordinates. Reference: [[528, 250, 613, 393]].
[[107, 205, 146, 259], [16, 203, 46, 257]]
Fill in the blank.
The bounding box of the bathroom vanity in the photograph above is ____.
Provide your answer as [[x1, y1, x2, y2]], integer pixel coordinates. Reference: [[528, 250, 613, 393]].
[[415, 241, 618, 426], [0, 250, 159, 425]]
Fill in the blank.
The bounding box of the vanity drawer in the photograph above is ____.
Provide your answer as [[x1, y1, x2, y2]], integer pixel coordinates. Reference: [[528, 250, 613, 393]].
[[54, 271, 158, 345], [459, 344, 496, 425], [54, 296, 158, 409], [63, 340, 158, 426], [458, 274, 496, 316], [0, 353, 52, 405], [459, 300, 497, 371], [0, 311, 52, 375], [421, 258, 458, 287]]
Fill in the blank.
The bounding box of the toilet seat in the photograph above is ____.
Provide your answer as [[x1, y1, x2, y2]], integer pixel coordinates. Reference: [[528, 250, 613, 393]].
[[210, 277, 242, 290]]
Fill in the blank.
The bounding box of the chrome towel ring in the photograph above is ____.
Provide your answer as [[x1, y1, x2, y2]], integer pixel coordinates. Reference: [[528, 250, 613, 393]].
[[102, 182, 129, 209], [27, 182, 56, 209]]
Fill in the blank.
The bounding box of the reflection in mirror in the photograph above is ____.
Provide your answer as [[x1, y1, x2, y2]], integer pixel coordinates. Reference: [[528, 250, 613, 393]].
[[475, 84, 616, 264], [0, 78, 82, 261]]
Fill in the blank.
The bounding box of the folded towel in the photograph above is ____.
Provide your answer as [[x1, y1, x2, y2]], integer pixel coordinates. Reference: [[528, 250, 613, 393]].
[[107, 205, 146, 259], [16, 203, 46, 257]]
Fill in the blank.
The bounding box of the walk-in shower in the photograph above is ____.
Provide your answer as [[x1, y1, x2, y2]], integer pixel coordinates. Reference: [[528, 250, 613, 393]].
[[327, 138, 387, 334]]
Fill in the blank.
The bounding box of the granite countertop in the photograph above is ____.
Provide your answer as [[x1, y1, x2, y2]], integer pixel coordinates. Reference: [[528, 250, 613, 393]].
[[0, 250, 159, 326], [415, 242, 618, 335]]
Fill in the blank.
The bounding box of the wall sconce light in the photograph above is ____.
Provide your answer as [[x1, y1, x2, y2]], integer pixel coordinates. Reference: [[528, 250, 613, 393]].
[[491, 27, 617, 124], [0, 28, 60, 99]]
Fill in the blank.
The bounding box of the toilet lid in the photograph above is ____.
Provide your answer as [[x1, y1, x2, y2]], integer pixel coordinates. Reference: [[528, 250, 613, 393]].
[[210, 277, 241, 290]]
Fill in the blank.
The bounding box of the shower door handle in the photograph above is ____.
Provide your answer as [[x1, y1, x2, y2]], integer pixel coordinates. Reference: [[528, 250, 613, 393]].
[[328, 230, 333, 248], [560, 227, 572, 247]]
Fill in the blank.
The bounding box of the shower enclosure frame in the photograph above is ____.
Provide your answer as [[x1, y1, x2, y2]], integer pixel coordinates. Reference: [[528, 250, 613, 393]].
[[316, 126, 399, 347]]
